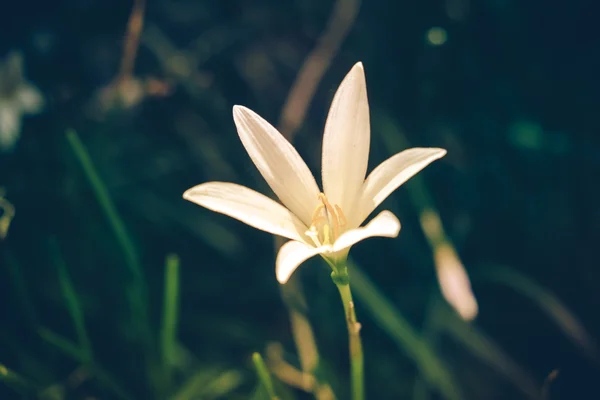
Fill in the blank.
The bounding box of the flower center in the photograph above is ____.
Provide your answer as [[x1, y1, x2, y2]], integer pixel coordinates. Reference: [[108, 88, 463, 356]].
[[306, 193, 346, 247]]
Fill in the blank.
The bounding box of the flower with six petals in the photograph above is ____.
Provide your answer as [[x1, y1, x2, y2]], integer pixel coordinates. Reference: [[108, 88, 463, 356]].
[[184, 62, 446, 283]]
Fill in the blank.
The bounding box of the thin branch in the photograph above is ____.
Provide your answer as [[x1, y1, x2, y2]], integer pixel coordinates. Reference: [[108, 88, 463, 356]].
[[278, 0, 360, 140], [117, 0, 146, 83]]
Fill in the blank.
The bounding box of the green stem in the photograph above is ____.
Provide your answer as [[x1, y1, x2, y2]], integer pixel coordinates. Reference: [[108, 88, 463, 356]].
[[251, 352, 279, 400], [332, 268, 364, 400]]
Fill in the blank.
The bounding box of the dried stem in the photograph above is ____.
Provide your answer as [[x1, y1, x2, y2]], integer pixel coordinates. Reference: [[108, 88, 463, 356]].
[[117, 0, 146, 83], [278, 0, 360, 141]]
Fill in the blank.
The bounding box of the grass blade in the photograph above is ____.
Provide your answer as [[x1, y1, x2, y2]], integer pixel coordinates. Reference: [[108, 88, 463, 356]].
[[0, 363, 38, 395], [39, 328, 132, 400], [4, 252, 39, 329], [170, 367, 244, 400], [39, 327, 83, 360], [51, 241, 93, 364], [252, 352, 279, 400], [66, 130, 157, 391], [65, 130, 149, 334], [65, 130, 144, 285], [160, 253, 180, 388], [480, 265, 598, 359], [434, 299, 540, 398]]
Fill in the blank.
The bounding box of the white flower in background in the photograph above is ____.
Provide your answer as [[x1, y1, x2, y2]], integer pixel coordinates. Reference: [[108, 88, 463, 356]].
[[184, 62, 446, 283], [434, 243, 478, 320], [421, 209, 478, 320], [0, 51, 44, 151]]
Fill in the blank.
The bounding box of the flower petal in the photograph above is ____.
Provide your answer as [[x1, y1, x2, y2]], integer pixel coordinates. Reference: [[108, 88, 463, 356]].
[[356, 148, 447, 225], [276, 240, 329, 284], [183, 182, 308, 242], [233, 105, 320, 226], [332, 210, 400, 253], [434, 244, 478, 321], [322, 62, 370, 218]]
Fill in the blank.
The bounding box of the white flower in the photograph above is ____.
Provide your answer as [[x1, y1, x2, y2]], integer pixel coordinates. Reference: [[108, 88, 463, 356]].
[[184, 62, 446, 283], [0, 51, 44, 151]]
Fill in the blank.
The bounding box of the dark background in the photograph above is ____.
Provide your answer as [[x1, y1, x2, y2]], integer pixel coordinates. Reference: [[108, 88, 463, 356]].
[[1, 0, 599, 399]]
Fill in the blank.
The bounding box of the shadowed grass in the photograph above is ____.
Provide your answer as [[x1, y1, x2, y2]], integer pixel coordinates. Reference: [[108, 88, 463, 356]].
[[347, 261, 463, 400], [438, 301, 540, 397], [65, 129, 158, 394], [65, 130, 146, 294], [38, 328, 82, 361], [65, 130, 149, 333], [4, 252, 39, 329], [480, 265, 598, 360], [161, 253, 181, 390], [413, 297, 540, 400], [38, 327, 132, 400], [51, 240, 94, 364]]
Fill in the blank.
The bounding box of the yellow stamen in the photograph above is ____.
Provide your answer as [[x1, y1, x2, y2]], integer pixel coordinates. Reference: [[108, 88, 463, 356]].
[[311, 203, 325, 223], [305, 193, 347, 247], [318, 193, 339, 240], [334, 204, 347, 228], [323, 224, 330, 245]]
